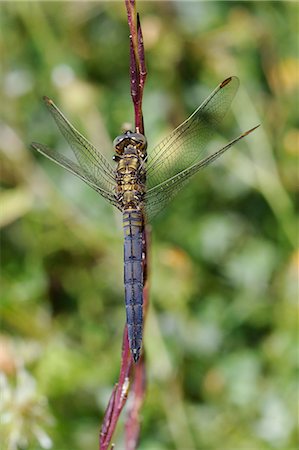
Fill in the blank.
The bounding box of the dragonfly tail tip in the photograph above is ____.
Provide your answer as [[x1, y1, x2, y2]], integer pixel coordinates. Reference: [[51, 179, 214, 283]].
[[132, 348, 141, 363]]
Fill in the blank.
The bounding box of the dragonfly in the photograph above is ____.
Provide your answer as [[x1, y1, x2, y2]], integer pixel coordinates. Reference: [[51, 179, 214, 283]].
[[32, 76, 259, 362]]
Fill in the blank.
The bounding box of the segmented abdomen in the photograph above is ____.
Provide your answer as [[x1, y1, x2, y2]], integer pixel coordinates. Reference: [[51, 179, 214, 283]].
[[123, 209, 143, 362]]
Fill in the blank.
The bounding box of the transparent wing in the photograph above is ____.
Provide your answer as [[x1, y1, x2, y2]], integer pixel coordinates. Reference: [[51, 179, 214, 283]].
[[144, 126, 259, 221], [42, 96, 116, 194], [144, 77, 240, 190], [32, 142, 121, 210]]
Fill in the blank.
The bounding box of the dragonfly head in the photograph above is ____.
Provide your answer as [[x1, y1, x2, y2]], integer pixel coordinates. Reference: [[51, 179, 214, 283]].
[[113, 131, 147, 158]]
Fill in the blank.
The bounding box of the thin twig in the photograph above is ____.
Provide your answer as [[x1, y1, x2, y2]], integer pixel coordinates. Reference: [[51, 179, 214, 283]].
[[99, 2, 148, 449], [100, 328, 132, 450]]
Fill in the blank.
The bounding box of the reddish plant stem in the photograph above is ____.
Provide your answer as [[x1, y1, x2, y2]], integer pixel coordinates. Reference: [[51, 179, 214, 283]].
[[136, 13, 147, 133], [100, 327, 132, 450], [124, 2, 149, 444], [124, 354, 146, 450], [126, 1, 147, 133], [99, 2, 148, 449]]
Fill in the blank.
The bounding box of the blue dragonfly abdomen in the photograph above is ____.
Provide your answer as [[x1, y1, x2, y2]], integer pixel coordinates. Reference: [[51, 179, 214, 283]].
[[123, 209, 144, 362]]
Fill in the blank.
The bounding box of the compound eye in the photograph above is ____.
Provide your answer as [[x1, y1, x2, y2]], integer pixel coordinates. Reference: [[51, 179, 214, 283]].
[[131, 133, 147, 150], [113, 135, 126, 154]]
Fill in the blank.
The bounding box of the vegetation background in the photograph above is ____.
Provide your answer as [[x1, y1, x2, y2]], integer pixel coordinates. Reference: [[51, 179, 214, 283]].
[[1, 1, 297, 449]]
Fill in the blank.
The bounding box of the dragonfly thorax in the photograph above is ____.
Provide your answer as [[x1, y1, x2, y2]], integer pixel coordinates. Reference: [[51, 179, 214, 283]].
[[114, 134, 146, 210]]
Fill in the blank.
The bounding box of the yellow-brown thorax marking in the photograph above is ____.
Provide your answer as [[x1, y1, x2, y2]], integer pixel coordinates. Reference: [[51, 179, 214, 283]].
[[113, 131, 147, 211]]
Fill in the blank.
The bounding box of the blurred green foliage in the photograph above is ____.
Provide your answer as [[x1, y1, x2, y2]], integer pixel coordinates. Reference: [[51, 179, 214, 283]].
[[0, 1, 297, 449]]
